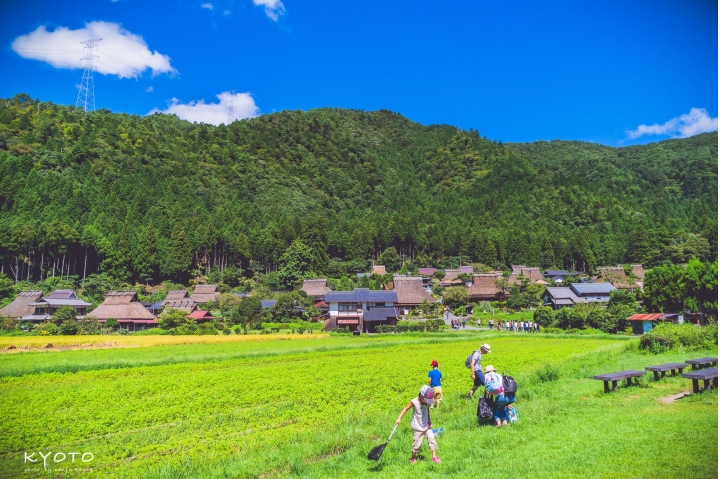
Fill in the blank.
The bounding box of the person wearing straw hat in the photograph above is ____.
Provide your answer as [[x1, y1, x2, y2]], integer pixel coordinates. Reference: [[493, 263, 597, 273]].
[[484, 364, 515, 427], [468, 343, 491, 399], [395, 385, 441, 463]]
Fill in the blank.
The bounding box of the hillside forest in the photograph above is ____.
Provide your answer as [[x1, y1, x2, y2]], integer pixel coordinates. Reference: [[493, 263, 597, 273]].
[[0, 93, 716, 292]]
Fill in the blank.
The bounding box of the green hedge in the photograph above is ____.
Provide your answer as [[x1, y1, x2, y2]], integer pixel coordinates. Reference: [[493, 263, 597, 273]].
[[639, 323, 718, 354], [376, 319, 445, 333]]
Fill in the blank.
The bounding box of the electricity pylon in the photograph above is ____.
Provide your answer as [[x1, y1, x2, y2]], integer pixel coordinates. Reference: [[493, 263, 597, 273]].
[[75, 39, 101, 112]]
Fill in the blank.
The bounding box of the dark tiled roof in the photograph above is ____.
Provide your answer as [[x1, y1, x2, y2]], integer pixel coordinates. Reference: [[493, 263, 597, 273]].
[[570, 283, 616, 295], [261, 300, 277, 309], [364, 307, 398, 321], [325, 288, 397, 303]]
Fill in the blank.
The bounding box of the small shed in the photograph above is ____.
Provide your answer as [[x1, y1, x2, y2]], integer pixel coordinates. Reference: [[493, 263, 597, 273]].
[[627, 313, 664, 335]]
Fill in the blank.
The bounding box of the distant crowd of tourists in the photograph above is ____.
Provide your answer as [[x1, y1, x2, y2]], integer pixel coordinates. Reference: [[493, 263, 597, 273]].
[[485, 319, 539, 332]]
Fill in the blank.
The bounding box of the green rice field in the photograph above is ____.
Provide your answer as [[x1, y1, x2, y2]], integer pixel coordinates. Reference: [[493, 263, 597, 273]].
[[0, 331, 716, 478]]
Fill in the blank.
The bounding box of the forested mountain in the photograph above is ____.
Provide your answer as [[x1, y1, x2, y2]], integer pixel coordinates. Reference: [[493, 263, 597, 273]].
[[0, 93, 716, 285]]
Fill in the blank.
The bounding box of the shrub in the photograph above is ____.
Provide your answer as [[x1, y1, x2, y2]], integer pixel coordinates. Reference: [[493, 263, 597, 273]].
[[260, 328, 271, 335], [639, 323, 718, 354], [533, 306, 556, 327], [296, 327, 305, 335], [535, 363, 560, 383], [543, 327, 564, 334]]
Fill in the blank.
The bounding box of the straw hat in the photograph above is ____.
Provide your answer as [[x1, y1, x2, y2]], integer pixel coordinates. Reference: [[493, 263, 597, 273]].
[[484, 365, 497, 373]]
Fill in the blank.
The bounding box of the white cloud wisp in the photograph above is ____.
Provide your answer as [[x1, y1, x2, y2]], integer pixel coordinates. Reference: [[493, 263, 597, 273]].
[[11, 21, 176, 79], [148, 91, 260, 125], [626, 108, 718, 139], [253, 0, 285, 21]]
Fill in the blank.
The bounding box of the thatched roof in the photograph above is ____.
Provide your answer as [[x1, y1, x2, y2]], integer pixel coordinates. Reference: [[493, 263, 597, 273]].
[[372, 265, 387, 275], [165, 290, 190, 302], [510, 267, 543, 283], [190, 285, 220, 304], [596, 266, 639, 290], [300, 279, 331, 298], [164, 300, 198, 312], [468, 274, 503, 300], [88, 291, 156, 320], [0, 291, 43, 318], [393, 277, 436, 306]]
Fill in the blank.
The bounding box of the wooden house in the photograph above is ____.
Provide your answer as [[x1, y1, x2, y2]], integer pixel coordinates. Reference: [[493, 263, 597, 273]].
[[0, 291, 43, 319], [393, 276, 436, 315], [87, 291, 157, 330], [467, 273, 505, 302], [21, 290, 92, 323], [324, 288, 398, 333], [190, 285, 221, 304], [300, 279, 331, 300]]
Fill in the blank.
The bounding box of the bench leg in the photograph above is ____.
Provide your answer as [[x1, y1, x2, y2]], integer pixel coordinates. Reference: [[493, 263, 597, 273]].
[[661, 371, 666, 379], [692, 379, 699, 394], [612, 380, 618, 391], [703, 379, 710, 391], [626, 378, 632, 387], [670, 369, 677, 377], [603, 381, 609, 393], [653, 371, 659, 381], [713, 378, 718, 390]]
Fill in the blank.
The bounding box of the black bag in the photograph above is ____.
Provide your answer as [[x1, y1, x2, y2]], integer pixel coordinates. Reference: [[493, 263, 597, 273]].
[[477, 393, 494, 419], [503, 373, 518, 395]]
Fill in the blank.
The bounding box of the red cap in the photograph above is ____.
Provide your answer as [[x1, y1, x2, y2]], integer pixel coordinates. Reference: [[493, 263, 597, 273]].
[[431, 360, 439, 367]]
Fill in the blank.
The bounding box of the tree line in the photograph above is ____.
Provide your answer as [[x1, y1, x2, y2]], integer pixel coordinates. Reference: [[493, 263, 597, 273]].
[[0, 93, 716, 287]]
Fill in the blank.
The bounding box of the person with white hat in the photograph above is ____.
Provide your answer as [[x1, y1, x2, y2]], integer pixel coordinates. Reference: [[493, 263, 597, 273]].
[[468, 343, 491, 399], [395, 385, 441, 463]]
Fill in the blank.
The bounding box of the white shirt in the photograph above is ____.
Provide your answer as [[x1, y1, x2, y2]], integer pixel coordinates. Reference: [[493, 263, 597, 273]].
[[409, 397, 430, 431]]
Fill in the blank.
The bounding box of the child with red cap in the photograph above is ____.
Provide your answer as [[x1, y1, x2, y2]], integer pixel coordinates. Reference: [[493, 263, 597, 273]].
[[427, 360, 443, 409], [396, 385, 441, 463]]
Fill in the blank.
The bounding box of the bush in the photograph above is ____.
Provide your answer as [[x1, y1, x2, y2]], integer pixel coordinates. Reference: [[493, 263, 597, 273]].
[[543, 327, 564, 334], [639, 323, 718, 354], [296, 327, 305, 335], [533, 306, 556, 327], [535, 363, 560, 383]]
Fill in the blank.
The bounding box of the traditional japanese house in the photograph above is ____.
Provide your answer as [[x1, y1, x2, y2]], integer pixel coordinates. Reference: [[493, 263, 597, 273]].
[[0, 290, 43, 319], [190, 285, 221, 305], [21, 290, 92, 324], [393, 276, 436, 315], [188, 310, 215, 322], [300, 279, 331, 300], [468, 273, 505, 302], [324, 288, 398, 333], [87, 291, 157, 330]]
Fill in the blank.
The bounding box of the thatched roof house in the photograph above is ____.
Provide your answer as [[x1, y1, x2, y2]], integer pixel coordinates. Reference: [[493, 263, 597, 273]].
[[164, 300, 198, 313], [509, 266, 543, 284], [87, 291, 157, 321], [372, 265, 387, 275], [0, 291, 43, 319], [190, 285, 221, 304], [164, 290, 190, 302], [300, 279, 331, 299], [468, 274, 504, 301], [596, 266, 642, 290], [393, 276, 436, 309]]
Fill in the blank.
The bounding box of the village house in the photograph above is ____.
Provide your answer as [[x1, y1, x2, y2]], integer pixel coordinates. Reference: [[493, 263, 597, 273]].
[[0, 290, 43, 319], [544, 269, 574, 284], [542, 283, 617, 309], [392, 276, 436, 315], [148, 290, 195, 315], [20, 290, 92, 324], [324, 288, 398, 333], [439, 269, 472, 287], [595, 265, 645, 291], [467, 273, 506, 302], [509, 266, 544, 284], [87, 291, 158, 330], [188, 310, 215, 322], [190, 285, 221, 305], [300, 279, 331, 300]]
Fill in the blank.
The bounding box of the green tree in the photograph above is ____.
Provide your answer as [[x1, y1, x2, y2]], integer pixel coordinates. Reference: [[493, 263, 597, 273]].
[[442, 286, 468, 309], [378, 247, 401, 274], [165, 223, 192, 283], [533, 306, 555, 327], [234, 296, 263, 333], [50, 305, 78, 325], [278, 240, 315, 289], [157, 308, 191, 330]]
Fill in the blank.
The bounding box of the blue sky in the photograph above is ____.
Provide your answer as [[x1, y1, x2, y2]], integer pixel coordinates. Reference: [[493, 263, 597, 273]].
[[0, 0, 717, 145]]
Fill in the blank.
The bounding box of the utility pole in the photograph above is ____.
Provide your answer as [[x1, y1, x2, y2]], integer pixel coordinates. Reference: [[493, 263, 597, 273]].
[[75, 39, 101, 112]]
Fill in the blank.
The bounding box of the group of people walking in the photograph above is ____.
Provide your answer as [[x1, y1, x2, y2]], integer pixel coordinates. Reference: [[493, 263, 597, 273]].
[[487, 319, 539, 332], [394, 342, 517, 464]]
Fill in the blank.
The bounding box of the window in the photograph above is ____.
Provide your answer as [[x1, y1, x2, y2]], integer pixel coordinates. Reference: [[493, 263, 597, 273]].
[[338, 302, 361, 312]]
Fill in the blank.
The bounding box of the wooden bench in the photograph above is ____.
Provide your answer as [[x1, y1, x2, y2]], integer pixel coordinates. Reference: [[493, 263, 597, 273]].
[[594, 370, 647, 393], [682, 367, 718, 393], [685, 358, 718, 370], [645, 363, 687, 380]]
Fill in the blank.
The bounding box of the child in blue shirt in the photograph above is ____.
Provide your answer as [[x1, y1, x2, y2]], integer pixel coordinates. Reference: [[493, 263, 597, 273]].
[[427, 360, 443, 409]]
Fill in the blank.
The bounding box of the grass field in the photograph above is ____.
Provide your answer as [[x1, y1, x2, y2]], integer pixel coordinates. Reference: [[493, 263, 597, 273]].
[[0, 331, 716, 478]]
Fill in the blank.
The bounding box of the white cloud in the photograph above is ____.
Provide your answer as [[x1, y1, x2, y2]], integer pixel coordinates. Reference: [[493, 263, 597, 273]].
[[223, 9, 232, 16], [626, 108, 718, 139], [253, 0, 285, 21], [11, 21, 176, 79], [201, 3, 214, 10], [146, 86, 153, 93], [148, 91, 260, 125]]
